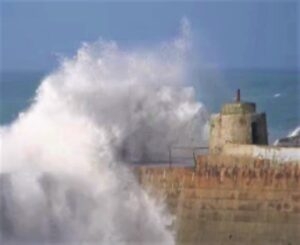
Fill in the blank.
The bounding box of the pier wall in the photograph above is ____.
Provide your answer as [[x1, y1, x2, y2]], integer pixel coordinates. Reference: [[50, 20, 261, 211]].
[[137, 159, 300, 245]]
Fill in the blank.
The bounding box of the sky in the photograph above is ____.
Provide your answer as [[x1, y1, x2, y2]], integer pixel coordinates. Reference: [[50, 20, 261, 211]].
[[1, 1, 299, 72]]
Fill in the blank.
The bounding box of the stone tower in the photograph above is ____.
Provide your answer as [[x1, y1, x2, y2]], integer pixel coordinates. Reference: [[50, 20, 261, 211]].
[[209, 89, 268, 154]]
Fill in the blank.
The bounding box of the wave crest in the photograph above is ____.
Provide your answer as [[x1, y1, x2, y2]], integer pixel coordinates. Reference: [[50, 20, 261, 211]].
[[0, 19, 207, 244]]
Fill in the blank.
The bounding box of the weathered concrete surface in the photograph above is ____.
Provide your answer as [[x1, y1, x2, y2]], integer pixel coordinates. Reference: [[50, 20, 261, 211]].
[[223, 144, 300, 163], [209, 102, 268, 154], [136, 159, 300, 245], [221, 102, 256, 115]]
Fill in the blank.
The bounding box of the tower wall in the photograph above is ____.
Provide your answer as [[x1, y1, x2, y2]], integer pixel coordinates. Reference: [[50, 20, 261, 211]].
[[251, 112, 268, 145], [209, 114, 222, 154], [220, 113, 253, 145], [209, 102, 268, 153]]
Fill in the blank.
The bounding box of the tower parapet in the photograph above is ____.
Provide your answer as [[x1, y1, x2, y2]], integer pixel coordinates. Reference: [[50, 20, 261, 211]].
[[209, 89, 268, 154]]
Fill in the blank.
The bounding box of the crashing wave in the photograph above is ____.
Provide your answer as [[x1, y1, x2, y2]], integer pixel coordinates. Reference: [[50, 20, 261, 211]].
[[274, 126, 300, 147], [0, 19, 208, 244]]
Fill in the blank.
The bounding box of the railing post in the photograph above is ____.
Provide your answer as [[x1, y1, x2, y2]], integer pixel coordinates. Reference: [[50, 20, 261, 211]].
[[236, 88, 241, 102], [192, 150, 197, 170], [168, 146, 172, 168]]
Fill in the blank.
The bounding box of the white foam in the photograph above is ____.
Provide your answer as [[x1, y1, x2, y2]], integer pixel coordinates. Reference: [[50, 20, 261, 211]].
[[288, 126, 300, 137], [0, 19, 208, 244]]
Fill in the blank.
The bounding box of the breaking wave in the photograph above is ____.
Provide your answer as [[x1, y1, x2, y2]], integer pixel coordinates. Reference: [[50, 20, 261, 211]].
[[273, 125, 300, 147], [288, 126, 300, 137], [0, 19, 208, 244], [273, 93, 281, 98]]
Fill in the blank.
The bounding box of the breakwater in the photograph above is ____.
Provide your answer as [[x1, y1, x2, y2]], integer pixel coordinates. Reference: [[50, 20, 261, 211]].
[[136, 157, 300, 245]]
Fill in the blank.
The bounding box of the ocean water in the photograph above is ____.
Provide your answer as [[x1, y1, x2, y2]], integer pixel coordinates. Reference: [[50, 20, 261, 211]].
[[1, 69, 299, 143]]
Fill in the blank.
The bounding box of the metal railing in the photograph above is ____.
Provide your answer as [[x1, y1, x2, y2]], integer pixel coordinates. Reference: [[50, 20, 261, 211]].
[[168, 146, 208, 167], [129, 146, 208, 167]]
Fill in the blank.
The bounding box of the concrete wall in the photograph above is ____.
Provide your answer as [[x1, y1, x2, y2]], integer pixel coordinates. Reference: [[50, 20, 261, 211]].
[[209, 113, 268, 154], [223, 144, 300, 163], [220, 113, 253, 145], [251, 112, 268, 145], [209, 114, 222, 154], [136, 161, 300, 245], [221, 102, 256, 115], [209, 102, 268, 154]]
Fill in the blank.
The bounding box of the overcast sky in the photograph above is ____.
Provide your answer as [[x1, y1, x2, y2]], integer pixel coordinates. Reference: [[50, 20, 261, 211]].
[[1, 1, 299, 71]]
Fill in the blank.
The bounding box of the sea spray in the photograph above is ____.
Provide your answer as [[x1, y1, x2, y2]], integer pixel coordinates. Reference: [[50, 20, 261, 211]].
[[288, 126, 300, 137], [0, 19, 208, 244]]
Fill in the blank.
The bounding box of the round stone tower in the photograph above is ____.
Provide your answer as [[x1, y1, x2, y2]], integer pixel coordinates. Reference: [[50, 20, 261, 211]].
[[209, 89, 268, 154]]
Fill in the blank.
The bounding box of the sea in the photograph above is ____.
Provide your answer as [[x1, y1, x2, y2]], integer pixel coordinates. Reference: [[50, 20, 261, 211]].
[[1, 69, 299, 143]]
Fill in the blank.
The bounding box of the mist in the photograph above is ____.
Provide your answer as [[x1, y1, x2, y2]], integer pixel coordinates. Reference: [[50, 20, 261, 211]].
[[0, 19, 208, 244]]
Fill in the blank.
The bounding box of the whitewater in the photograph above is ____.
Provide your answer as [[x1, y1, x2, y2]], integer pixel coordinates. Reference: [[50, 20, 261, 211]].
[[0, 19, 208, 244]]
